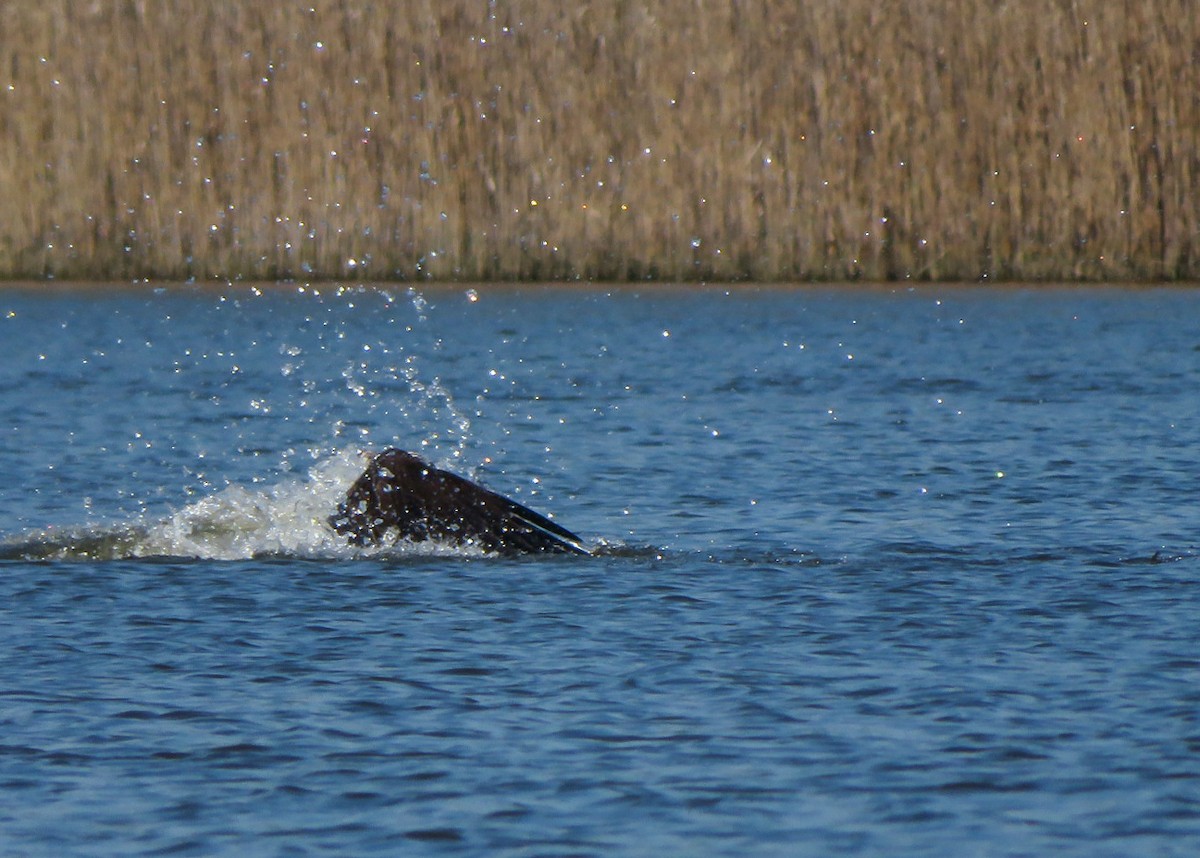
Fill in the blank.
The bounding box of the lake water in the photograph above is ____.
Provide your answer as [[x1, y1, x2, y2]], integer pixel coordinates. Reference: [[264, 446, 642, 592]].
[[1, 283, 1198, 856]]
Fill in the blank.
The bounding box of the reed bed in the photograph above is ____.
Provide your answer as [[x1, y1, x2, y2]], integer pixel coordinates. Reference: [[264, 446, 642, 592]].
[[1, 1, 1197, 282]]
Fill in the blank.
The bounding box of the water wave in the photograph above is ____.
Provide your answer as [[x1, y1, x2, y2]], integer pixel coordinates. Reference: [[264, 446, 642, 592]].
[[0, 448, 624, 563], [1, 449, 358, 561]]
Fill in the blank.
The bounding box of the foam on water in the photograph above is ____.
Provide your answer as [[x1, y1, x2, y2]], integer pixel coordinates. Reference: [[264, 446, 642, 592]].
[[132, 447, 367, 559], [0, 447, 498, 561]]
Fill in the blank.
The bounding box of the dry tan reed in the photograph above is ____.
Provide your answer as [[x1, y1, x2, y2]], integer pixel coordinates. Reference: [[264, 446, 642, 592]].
[[1, 1, 1197, 281]]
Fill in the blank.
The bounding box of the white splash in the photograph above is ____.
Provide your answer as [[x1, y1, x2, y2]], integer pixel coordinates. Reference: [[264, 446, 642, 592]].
[[4, 448, 377, 561], [130, 448, 368, 559], [3, 447, 586, 562]]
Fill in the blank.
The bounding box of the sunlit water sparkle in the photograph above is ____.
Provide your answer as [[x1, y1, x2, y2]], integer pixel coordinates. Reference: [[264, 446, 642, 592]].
[[1, 283, 1198, 856]]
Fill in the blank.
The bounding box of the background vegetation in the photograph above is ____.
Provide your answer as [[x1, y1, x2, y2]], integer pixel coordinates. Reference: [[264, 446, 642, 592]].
[[2, 1, 1197, 282]]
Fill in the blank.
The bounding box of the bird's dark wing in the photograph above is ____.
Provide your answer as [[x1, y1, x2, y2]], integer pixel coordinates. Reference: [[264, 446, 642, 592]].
[[330, 449, 589, 555], [426, 466, 588, 554]]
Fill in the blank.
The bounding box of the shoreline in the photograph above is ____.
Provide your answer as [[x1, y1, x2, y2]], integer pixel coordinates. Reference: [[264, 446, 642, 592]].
[[3, 279, 1199, 297]]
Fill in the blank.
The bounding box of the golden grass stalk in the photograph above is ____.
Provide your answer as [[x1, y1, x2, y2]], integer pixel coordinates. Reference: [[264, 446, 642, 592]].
[[1, 1, 1197, 282]]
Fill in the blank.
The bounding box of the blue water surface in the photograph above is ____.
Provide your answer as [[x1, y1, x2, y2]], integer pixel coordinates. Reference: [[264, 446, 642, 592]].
[[1, 283, 1198, 856]]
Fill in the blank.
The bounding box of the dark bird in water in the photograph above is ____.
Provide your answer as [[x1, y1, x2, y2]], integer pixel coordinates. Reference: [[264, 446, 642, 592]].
[[329, 448, 589, 555]]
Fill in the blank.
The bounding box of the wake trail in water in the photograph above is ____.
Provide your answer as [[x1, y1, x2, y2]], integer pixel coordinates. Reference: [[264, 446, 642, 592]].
[[2, 448, 371, 561], [0, 448, 624, 563]]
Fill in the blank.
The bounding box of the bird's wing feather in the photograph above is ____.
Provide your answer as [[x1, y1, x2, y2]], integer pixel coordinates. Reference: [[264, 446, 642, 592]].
[[332, 449, 588, 555]]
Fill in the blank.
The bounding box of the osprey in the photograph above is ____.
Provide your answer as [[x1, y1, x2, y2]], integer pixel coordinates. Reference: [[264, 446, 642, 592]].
[[330, 448, 589, 555]]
